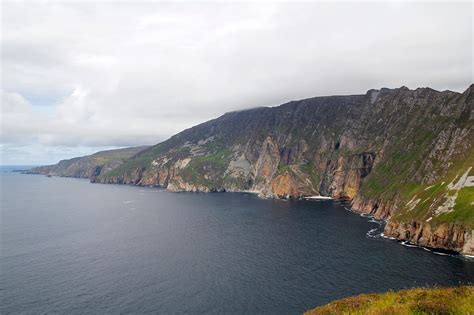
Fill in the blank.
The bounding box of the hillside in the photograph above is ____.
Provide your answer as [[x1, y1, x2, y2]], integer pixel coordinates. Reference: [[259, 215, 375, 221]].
[[305, 286, 474, 315], [91, 85, 474, 255], [26, 146, 148, 179]]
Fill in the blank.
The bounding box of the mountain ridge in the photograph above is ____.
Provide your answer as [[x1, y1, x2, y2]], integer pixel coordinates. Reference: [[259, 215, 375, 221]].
[[96, 84, 473, 254], [26, 146, 149, 179], [30, 85, 474, 255]]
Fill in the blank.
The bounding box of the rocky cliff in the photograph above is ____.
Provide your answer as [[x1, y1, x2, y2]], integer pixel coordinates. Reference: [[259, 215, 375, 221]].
[[26, 146, 148, 179], [92, 85, 473, 255]]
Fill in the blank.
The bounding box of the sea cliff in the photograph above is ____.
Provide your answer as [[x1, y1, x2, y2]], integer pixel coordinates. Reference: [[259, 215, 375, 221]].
[[33, 85, 474, 255], [26, 146, 148, 180]]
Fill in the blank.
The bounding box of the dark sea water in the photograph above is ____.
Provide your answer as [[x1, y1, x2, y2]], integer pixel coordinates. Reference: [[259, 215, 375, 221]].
[[1, 171, 473, 314]]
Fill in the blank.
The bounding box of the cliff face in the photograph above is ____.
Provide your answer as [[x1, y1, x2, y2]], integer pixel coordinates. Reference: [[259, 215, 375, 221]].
[[94, 85, 473, 255], [26, 146, 148, 179]]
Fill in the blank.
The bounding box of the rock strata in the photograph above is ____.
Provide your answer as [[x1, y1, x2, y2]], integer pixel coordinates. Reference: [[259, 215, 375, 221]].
[[37, 85, 474, 255], [96, 86, 473, 254]]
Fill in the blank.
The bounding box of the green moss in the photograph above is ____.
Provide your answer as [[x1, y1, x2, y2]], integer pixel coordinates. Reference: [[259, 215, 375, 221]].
[[223, 175, 248, 190], [253, 176, 266, 186], [277, 164, 290, 175], [360, 128, 437, 200], [102, 144, 169, 178], [300, 162, 320, 187], [179, 148, 232, 186]]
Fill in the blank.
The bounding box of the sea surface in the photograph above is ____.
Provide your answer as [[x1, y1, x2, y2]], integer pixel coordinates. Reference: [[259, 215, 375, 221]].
[[1, 170, 473, 313]]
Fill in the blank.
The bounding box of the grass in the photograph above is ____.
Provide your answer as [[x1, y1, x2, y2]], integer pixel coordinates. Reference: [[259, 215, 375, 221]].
[[359, 128, 436, 200], [29, 146, 147, 177], [178, 147, 231, 186], [388, 150, 474, 229], [360, 131, 474, 229], [438, 187, 474, 223], [101, 145, 168, 178], [300, 162, 321, 187], [223, 175, 249, 190], [277, 164, 290, 175], [305, 286, 474, 315]]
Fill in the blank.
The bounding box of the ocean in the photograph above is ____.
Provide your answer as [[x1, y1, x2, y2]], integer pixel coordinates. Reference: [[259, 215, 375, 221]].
[[1, 171, 473, 313]]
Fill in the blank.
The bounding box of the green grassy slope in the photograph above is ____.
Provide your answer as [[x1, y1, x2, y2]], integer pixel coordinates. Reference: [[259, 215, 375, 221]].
[[27, 146, 148, 178], [97, 85, 473, 250], [305, 286, 474, 315]]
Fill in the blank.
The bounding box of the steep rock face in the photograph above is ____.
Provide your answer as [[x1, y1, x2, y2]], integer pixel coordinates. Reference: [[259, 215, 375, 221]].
[[351, 197, 397, 220], [382, 165, 474, 255], [95, 85, 473, 254], [26, 146, 148, 179], [384, 221, 473, 254]]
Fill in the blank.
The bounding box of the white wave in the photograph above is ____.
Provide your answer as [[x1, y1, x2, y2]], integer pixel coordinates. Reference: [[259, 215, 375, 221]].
[[242, 190, 260, 194], [368, 218, 383, 225], [366, 228, 380, 238], [123, 200, 135, 204], [462, 254, 474, 261], [305, 195, 333, 200], [337, 201, 461, 258], [400, 241, 420, 248], [381, 233, 397, 240]]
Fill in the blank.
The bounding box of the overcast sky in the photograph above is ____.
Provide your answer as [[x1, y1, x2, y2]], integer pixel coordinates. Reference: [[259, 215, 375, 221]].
[[1, 1, 472, 165]]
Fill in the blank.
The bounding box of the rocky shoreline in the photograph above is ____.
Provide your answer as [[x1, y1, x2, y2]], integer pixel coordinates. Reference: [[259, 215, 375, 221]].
[[347, 194, 474, 256], [92, 174, 474, 257], [28, 85, 474, 257], [25, 169, 474, 257]]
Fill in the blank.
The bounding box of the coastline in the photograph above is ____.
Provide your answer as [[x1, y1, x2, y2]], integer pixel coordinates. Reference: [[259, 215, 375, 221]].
[[346, 201, 473, 260], [20, 172, 473, 258]]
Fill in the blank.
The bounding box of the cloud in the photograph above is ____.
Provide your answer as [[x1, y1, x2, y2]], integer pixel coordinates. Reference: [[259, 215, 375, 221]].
[[1, 1, 472, 164]]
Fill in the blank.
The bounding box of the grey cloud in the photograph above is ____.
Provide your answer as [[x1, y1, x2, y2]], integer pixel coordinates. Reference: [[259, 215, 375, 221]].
[[1, 1, 472, 164]]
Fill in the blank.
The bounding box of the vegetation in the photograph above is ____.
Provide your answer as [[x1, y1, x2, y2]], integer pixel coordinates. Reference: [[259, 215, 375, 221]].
[[28, 146, 148, 178], [179, 147, 231, 186], [93, 85, 473, 250], [300, 162, 320, 187], [439, 187, 474, 223], [360, 128, 436, 200], [387, 152, 474, 230], [305, 286, 474, 315], [277, 164, 290, 175], [102, 144, 170, 177]]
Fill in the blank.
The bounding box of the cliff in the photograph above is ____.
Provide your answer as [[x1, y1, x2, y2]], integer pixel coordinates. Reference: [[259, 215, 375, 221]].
[[26, 146, 148, 179], [90, 85, 473, 255]]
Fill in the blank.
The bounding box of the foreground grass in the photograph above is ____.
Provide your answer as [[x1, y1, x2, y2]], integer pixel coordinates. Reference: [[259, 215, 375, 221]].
[[305, 286, 474, 315]]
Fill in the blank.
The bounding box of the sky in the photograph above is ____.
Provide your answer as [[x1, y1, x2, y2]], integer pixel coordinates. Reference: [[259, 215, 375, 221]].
[[1, 1, 472, 165]]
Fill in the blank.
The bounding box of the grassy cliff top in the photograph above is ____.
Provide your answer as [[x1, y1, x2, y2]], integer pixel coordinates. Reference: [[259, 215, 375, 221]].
[[27, 146, 149, 177], [305, 286, 474, 315]]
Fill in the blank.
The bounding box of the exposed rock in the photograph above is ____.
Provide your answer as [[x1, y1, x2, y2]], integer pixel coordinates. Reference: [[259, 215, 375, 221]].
[[89, 84, 473, 254], [384, 220, 473, 255], [26, 146, 148, 179]]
